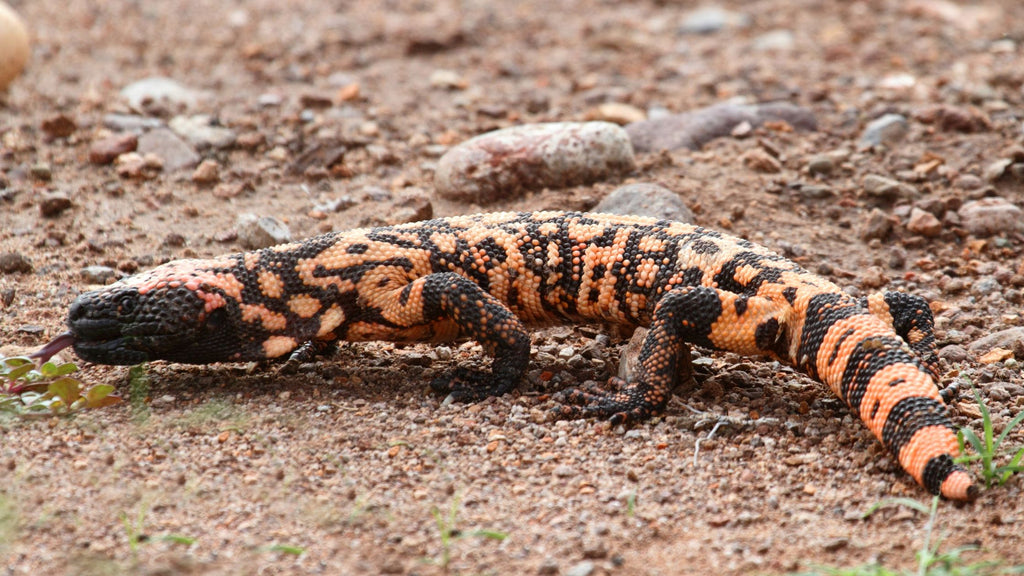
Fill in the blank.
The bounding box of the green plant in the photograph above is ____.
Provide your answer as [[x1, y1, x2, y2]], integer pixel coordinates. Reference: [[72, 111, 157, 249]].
[[955, 381, 1024, 489], [127, 364, 150, 423], [796, 497, 1023, 576], [1, 355, 119, 415], [426, 495, 507, 572], [265, 543, 305, 555]]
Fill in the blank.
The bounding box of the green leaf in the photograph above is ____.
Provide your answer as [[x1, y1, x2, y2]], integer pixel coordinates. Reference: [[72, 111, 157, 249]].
[[958, 428, 984, 455], [48, 377, 82, 404], [4, 363, 35, 381], [995, 411, 1024, 449], [85, 384, 120, 408], [266, 544, 304, 555], [468, 529, 508, 541], [158, 534, 196, 545], [41, 362, 78, 378], [863, 497, 931, 518], [1, 357, 32, 370]]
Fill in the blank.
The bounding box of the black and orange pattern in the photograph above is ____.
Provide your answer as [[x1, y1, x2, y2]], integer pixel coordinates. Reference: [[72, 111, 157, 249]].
[[51, 211, 976, 500]]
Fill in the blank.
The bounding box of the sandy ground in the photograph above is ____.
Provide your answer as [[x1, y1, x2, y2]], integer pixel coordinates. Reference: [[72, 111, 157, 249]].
[[2, 1, 1023, 574]]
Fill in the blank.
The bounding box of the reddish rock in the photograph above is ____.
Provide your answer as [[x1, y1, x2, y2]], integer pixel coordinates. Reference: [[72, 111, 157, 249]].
[[89, 133, 139, 165]]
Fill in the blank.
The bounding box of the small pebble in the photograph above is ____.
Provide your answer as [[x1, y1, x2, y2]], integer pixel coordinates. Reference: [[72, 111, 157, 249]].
[[741, 148, 782, 173], [80, 266, 119, 284], [41, 114, 77, 139], [565, 560, 595, 576], [859, 114, 908, 148], [121, 76, 200, 111], [0, 252, 33, 274], [39, 193, 72, 217], [169, 114, 238, 150], [191, 159, 220, 185], [906, 207, 942, 237], [237, 214, 292, 249], [90, 133, 139, 165], [137, 128, 200, 171]]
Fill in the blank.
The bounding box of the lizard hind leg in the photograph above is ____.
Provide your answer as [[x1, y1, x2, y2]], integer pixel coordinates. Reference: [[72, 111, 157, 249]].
[[863, 292, 941, 380], [555, 286, 787, 425]]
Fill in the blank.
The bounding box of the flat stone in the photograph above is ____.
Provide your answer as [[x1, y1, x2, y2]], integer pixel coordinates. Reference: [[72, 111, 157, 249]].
[[80, 266, 119, 284], [594, 183, 695, 223], [958, 197, 1023, 237], [237, 214, 292, 249], [860, 114, 909, 148], [435, 122, 635, 204], [121, 77, 200, 112], [137, 128, 200, 171], [626, 101, 816, 152], [169, 115, 238, 150], [968, 327, 1024, 354], [90, 133, 139, 165], [0, 252, 33, 274]]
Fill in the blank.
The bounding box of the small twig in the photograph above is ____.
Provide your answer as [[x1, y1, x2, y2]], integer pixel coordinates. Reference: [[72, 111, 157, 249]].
[[693, 419, 726, 468]]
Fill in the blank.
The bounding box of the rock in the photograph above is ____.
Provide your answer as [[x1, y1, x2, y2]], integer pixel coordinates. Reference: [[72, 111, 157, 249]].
[[115, 152, 163, 180], [41, 114, 77, 139], [807, 155, 836, 176], [80, 266, 119, 284], [626, 101, 816, 152], [958, 198, 1023, 237], [191, 159, 220, 185], [938, 344, 970, 363], [970, 277, 999, 297], [435, 122, 635, 204], [906, 207, 942, 237], [861, 174, 916, 203], [237, 214, 292, 249], [89, 133, 139, 165], [594, 183, 695, 223], [740, 148, 782, 173], [860, 114, 909, 148], [861, 208, 894, 241], [121, 77, 200, 112], [102, 114, 164, 132], [30, 164, 52, 182], [0, 1, 30, 90], [169, 115, 237, 150], [0, 252, 32, 274], [752, 29, 795, 51], [137, 128, 200, 171], [584, 102, 646, 125], [39, 192, 72, 217], [912, 104, 990, 133], [968, 327, 1024, 354], [565, 561, 595, 576], [983, 159, 1012, 183], [428, 69, 466, 90], [679, 6, 750, 34]]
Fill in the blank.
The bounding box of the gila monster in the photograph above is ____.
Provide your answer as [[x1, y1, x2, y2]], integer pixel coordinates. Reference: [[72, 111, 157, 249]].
[[36, 211, 977, 500]]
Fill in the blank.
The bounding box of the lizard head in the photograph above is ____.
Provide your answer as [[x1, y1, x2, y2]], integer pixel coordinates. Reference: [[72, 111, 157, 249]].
[[44, 260, 264, 365]]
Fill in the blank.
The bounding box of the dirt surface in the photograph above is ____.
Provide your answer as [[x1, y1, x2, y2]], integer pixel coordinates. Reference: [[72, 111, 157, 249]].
[[2, 1, 1024, 574]]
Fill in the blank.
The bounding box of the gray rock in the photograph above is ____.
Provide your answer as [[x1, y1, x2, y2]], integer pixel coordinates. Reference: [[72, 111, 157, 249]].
[[968, 327, 1024, 353], [121, 77, 200, 111], [565, 561, 595, 576], [970, 277, 1000, 297], [594, 183, 695, 223], [103, 114, 164, 133], [0, 252, 33, 274], [626, 101, 816, 152], [807, 155, 836, 176], [237, 214, 292, 249], [861, 174, 916, 203], [860, 114, 909, 148], [679, 6, 750, 34], [861, 208, 894, 241], [80, 266, 119, 284], [137, 128, 200, 171], [983, 159, 1013, 183], [752, 29, 795, 51], [169, 115, 238, 150], [958, 197, 1024, 237], [435, 122, 636, 204], [938, 344, 970, 363]]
